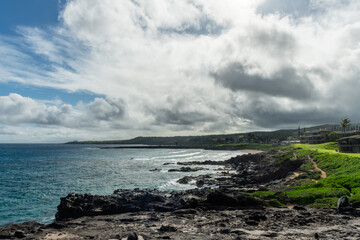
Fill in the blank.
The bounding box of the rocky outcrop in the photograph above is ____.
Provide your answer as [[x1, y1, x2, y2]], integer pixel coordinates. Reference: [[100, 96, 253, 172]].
[[56, 187, 269, 220], [56, 189, 187, 220], [0, 222, 44, 239], [168, 167, 208, 172], [177, 160, 227, 165], [230, 153, 303, 186], [175, 152, 304, 188]]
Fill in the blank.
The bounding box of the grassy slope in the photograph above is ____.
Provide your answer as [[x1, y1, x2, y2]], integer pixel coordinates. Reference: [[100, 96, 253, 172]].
[[285, 142, 360, 207], [244, 142, 360, 208]]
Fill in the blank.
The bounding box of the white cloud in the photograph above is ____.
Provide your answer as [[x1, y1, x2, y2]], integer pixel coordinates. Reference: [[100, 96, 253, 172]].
[[1, 0, 360, 142], [0, 93, 128, 129], [0, 93, 71, 125]]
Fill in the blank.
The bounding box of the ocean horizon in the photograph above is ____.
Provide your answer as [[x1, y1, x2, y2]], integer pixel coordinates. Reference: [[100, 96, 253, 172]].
[[0, 144, 245, 226]]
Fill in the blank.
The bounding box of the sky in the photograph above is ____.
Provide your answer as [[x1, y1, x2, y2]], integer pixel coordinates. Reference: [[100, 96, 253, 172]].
[[0, 0, 360, 143]]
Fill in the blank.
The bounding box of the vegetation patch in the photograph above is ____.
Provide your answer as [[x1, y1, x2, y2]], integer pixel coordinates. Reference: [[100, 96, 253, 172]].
[[280, 143, 360, 208], [309, 197, 338, 208], [273, 150, 295, 165], [286, 187, 350, 205], [300, 159, 315, 171], [252, 191, 276, 198], [268, 198, 285, 207], [294, 171, 321, 181], [350, 194, 360, 208]]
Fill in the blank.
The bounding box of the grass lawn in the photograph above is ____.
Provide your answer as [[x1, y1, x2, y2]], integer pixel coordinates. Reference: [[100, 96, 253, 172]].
[[293, 142, 360, 157]]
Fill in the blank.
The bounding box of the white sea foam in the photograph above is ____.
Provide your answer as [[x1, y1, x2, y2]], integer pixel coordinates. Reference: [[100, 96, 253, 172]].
[[158, 179, 197, 191], [162, 152, 201, 159]]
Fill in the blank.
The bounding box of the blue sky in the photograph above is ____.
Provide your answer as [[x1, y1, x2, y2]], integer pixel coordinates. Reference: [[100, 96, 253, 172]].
[[0, 82, 103, 105], [0, 0, 101, 105], [0, 0, 359, 142], [0, 0, 62, 35]]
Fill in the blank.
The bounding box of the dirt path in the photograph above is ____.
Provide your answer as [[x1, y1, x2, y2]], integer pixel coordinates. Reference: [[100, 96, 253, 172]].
[[308, 156, 327, 181], [288, 171, 302, 180]]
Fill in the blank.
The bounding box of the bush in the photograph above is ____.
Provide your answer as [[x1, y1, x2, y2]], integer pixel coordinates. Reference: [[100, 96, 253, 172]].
[[351, 187, 360, 195], [287, 179, 317, 190], [286, 187, 350, 205], [274, 151, 294, 165], [310, 197, 338, 208], [273, 192, 287, 203], [295, 171, 321, 180], [350, 194, 360, 208], [323, 142, 339, 150], [301, 160, 315, 171], [252, 191, 276, 198], [268, 198, 284, 207], [321, 175, 360, 189]]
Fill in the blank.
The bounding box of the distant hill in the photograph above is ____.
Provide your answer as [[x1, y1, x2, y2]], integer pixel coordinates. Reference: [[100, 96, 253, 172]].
[[67, 128, 298, 146], [66, 124, 347, 146]]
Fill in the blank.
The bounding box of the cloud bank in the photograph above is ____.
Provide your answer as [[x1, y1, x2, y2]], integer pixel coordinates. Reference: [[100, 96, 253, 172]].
[[1, 0, 360, 142]]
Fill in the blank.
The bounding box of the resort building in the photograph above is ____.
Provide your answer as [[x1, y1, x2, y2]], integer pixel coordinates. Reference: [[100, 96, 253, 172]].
[[338, 130, 360, 139], [299, 123, 360, 145], [338, 135, 360, 153], [300, 130, 331, 144]]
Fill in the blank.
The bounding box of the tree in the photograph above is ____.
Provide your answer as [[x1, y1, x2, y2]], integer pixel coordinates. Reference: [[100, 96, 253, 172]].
[[340, 118, 351, 132], [328, 132, 339, 142]]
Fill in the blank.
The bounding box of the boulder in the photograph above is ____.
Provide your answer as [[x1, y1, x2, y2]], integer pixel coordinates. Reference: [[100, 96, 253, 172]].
[[337, 196, 352, 212], [127, 232, 138, 240]]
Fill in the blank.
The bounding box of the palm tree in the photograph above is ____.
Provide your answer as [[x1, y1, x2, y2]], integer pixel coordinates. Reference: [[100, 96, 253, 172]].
[[340, 118, 351, 132]]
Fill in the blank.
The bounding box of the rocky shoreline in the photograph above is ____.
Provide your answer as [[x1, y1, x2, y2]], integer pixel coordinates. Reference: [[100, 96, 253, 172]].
[[1, 151, 360, 239]]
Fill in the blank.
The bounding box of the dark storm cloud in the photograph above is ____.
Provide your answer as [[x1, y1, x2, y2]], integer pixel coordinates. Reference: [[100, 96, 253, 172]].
[[249, 26, 297, 57], [154, 108, 216, 125], [238, 98, 340, 128], [212, 63, 317, 100], [146, 97, 216, 127]]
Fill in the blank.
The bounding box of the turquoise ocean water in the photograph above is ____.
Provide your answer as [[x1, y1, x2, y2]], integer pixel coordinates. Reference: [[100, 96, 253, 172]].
[[0, 144, 244, 226]]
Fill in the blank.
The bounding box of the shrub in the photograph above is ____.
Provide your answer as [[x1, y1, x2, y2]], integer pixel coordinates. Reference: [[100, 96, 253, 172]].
[[286, 187, 350, 205], [310, 197, 338, 208], [268, 198, 284, 207], [350, 194, 360, 208], [295, 171, 321, 180], [252, 191, 276, 198]]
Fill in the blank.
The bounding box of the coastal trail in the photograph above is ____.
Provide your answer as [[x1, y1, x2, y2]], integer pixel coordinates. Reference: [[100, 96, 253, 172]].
[[308, 156, 327, 182], [290, 153, 327, 182]]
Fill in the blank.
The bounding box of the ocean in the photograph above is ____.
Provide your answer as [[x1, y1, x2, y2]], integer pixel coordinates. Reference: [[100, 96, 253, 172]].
[[0, 144, 245, 226]]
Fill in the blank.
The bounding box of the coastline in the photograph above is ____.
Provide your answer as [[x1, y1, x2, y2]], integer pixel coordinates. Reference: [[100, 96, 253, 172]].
[[97, 145, 266, 154], [1, 149, 359, 239]]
